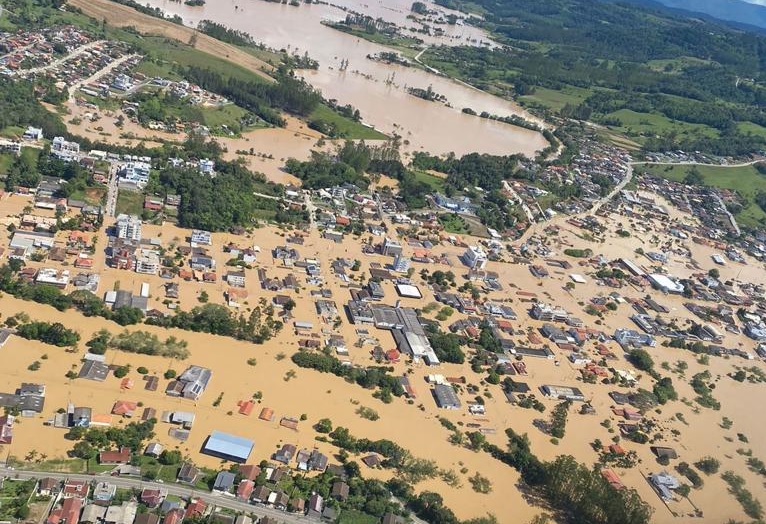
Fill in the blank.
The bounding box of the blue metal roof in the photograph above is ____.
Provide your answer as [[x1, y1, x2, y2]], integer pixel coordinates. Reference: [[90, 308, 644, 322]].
[[203, 431, 254, 461]]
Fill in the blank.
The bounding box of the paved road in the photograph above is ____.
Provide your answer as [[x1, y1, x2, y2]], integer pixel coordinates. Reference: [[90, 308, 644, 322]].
[[105, 161, 120, 218], [0, 467, 316, 524]]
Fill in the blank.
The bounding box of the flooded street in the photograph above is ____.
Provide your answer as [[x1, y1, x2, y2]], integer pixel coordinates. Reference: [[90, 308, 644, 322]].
[[139, 0, 549, 157]]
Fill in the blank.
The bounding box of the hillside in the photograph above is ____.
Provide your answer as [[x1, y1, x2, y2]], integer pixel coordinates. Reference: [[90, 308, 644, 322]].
[[650, 0, 766, 30], [426, 0, 766, 155]]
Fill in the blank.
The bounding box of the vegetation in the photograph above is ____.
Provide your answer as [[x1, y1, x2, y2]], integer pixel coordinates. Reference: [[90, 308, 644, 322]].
[[106, 330, 190, 359], [548, 400, 571, 439], [675, 462, 703, 489], [292, 351, 405, 401], [721, 471, 764, 520], [16, 321, 80, 347], [695, 457, 720, 475], [425, 325, 466, 364], [422, 0, 766, 155], [146, 302, 283, 344], [690, 371, 721, 410]]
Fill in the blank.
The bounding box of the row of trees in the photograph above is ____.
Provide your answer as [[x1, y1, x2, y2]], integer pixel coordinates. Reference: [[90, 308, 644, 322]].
[[87, 329, 190, 359]]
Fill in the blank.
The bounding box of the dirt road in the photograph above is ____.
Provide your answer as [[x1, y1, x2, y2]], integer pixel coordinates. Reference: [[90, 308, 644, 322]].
[[68, 0, 274, 82]]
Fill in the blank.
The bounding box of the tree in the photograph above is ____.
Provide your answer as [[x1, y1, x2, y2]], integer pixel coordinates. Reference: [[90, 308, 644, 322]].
[[159, 449, 182, 465], [695, 457, 720, 475], [708, 268, 720, 279], [628, 349, 654, 372], [72, 441, 96, 460], [314, 418, 333, 433], [683, 166, 704, 186]]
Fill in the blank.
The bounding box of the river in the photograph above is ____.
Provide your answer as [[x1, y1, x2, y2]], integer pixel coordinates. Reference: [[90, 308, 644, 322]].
[[138, 0, 549, 157]]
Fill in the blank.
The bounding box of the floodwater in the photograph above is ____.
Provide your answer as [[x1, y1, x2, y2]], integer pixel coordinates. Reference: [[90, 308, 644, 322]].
[[137, 0, 549, 157]]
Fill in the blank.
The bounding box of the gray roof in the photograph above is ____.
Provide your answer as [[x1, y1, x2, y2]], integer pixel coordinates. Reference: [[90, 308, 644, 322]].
[[432, 384, 461, 409], [214, 471, 236, 490], [79, 360, 109, 381]]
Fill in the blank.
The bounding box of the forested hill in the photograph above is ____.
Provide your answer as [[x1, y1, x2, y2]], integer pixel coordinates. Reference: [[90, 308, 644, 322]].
[[642, 0, 766, 31], [428, 0, 766, 155]]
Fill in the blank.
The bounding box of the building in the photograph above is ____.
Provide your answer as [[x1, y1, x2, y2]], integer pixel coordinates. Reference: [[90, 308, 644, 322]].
[[118, 162, 150, 186], [93, 482, 117, 502], [201, 431, 254, 463], [177, 463, 200, 484], [307, 494, 324, 518], [460, 245, 488, 270], [213, 471, 236, 492], [226, 271, 246, 288], [191, 230, 212, 245], [381, 237, 402, 256], [649, 471, 680, 501], [198, 159, 215, 175], [540, 385, 585, 401], [274, 443, 297, 464], [392, 254, 410, 273], [166, 365, 212, 400], [432, 384, 461, 409], [115, 215, 142, 241], [134, 249, 160, 275], [648, 274, 685, 295], [49, 496, 82, 524], [98, 447, 131, 465], [51, 136, 80, 160], [531, 303, 569, 322]]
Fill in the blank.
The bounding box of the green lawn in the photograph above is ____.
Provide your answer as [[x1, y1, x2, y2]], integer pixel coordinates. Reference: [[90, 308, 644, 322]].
[[337, 510, 379, 524], [438, 213, 469, 234], [412, 170, 446, 192], [309, 104, 388, 140], [135, 59, 184, 81], [116, 189, 145, 216], [200, 104, 261, 131], [519, 86, 591, 111], [639, 163, 766, 226]]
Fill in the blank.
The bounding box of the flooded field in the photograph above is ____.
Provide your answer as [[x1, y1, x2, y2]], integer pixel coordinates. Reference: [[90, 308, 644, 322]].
[[129, 0, 549, 158]]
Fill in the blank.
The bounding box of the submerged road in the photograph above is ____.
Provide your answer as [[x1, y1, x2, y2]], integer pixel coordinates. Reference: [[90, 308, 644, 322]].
[[0, 467, 316, 524]]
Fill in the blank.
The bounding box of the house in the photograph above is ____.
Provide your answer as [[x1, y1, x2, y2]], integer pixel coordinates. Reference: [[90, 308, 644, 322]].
[[236, 480, 254, 501], [99, 447, 131, 465], [331, 481, 349, 501], [38, 478, 60, 497], [432, 384, 461, 409], [238, 464, 261, 481], [177, 463, 200, 484], [92, 482, 117, 502], [0, 415, 13, 444], [167, 365, 212, 400], [163, 508, 185, 524], [274, 443, 297, 464], [111, 400, 138, 417], [290, 498, 305, 514], [81, 504, 107, 524], [140, 488, 166, 508], [144, 442, 163, 458], [62, 479, 89, 499], [252, 485, 271, 503], [185, 498, 206, 519], [213, 471, 236, 492], [226, 271, 246, 288], [307, 494, 324, 518], [49, 496, 82, 524], [134, 514, 160, 524]]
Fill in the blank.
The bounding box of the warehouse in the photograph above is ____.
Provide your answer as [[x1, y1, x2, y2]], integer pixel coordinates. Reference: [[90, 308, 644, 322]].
[[201, 431, 254, 463], [647, 274, 684, 294], [432, 384, 461, 409]]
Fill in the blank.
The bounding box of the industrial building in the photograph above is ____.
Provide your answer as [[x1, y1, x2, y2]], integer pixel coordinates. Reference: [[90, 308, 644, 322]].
[[201, 431, 254, 463]]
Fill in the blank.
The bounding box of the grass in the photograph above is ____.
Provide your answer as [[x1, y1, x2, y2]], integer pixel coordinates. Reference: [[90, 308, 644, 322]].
[[438, 213, 470, 234], [69, 186, 107, 206], [115, 188, 145, 216], [139, 456, 181, 483], [604, 109, 719, 141], [639, 163, 766, 226], [0, 152, 16, 177], [412, 170, 446, 192], [519, 86, 591, 111], [337, 510, 379, 524], [326, 23, 424, 57], [737, 121, 766, 140], [309, 104, 387, 140], [199, 104, 265, 132], [134, 59, 184, 81]]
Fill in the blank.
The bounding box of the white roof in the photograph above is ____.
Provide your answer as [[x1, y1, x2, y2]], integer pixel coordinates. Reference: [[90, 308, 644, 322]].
[[569, 273, 586, 284], [396, 284, 422, 298], [648, 273, 684, 293]]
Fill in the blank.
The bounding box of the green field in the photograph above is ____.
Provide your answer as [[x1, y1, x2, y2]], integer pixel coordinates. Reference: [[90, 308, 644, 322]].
[[200, 104, 261, 131], [309, 104, 387, 140], [134, 59, 184, 82], [639, 163, 766, 226], [326, 23, 424, 58], [116, 189, 145, 216], [519, 86, 592, 111], [337, 510, 379, 524], [737, 121, 766, 140], [413, 170, 446, 192], [605, 109, 718, 141]]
